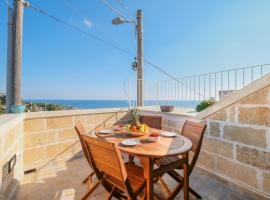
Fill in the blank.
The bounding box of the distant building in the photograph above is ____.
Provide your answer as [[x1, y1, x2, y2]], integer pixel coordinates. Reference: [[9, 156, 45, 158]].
[[219, 90, 236, 100]]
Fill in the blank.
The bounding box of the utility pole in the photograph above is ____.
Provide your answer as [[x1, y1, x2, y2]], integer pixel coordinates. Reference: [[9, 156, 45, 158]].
[[136, 9, 144, 107], [6, 7, 14, 113], [10, 0, 26, 109]]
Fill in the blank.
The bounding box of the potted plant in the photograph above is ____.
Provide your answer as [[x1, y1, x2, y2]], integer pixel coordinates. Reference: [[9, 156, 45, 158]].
[[160, 105, 175, 112], [195, 98, 215, 112], [11, 104, 25, 113]]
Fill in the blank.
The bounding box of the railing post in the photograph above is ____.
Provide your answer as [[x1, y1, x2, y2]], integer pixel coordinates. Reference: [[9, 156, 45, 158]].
[[189, 77, 192, 100], [221, 72, 223, 100], [129, 79, 131, 108], [194, 76, 196, 100], [228, 71, 230, 92], [209, 73, 211, 99], [251, 66, 254, 81], [203, 75, 206, 100], [185, 78, 188, 100], [156, 81, 159, 106], [235, 70, 237, 90], [242, 68, 245, 87], [177, 81, 180, 107], [214, 73, 217, 101], [181, 78, 184, 101], [199, 76, 201, 101]]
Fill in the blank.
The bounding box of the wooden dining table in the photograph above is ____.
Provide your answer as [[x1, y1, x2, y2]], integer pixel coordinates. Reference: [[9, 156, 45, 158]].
[[94, 126, 193, 200]]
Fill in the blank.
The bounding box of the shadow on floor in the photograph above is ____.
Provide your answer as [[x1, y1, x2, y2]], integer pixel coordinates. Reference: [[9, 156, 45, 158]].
[[16, 152, 256, 200]]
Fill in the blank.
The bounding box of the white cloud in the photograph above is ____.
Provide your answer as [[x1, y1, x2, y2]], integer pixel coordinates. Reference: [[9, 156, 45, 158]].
[[83, 19, 92, 28]]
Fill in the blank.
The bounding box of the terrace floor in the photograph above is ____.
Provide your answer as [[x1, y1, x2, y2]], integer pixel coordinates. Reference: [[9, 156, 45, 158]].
[[16, 153, 257, 200]]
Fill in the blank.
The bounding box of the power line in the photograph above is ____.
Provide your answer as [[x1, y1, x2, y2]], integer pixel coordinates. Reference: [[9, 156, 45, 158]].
[[26, 1, 206, 98], [99, 0, 132, 22], [28, 3, 132, 56], [144, 58, 206, 98], [60, 0, 86, 19], [3, 0, 12, 8], [114, 0, 135, 17]]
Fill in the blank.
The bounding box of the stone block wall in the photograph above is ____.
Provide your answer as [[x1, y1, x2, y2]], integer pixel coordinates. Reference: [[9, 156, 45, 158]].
[[200, 87, 270, 197], [140, 87, 270, 198], [23, 109, 131, 171], [0, 115, 24, 200]]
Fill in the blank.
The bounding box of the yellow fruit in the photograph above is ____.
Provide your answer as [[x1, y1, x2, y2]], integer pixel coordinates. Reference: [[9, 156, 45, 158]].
[[139, 126, 145, 132]]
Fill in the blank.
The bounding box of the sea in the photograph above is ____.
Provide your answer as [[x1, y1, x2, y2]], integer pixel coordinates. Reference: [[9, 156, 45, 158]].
[[25, 100, 199, 109]]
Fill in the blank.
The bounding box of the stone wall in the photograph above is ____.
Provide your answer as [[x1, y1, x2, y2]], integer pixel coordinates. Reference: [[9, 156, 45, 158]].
[[23, 108, 131, 171], [200, 86, 270, 198], [0, 114, 24, 200], [140, 86, 270, 198]]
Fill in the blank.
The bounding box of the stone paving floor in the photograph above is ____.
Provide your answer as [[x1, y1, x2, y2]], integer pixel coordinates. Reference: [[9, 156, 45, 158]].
[[16, 153, 258, 200]]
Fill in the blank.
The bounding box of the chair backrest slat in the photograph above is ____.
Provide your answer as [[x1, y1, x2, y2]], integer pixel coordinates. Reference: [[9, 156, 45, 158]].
[[181, 120, 206, 173], [139, 115, 162, 129], [82, 135, 127, 184], [74, 122, 92, 166]]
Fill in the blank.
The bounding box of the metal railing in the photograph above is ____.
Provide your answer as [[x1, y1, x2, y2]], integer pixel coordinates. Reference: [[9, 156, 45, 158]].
[[125, 63, 270, 108]]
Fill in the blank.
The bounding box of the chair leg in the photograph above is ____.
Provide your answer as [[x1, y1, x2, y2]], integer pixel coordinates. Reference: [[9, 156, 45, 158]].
[[168, 170, 182, 183], [153, 193, 163, 200], [167, 182, 183, 200], [107, 186, 116, 200], [189, 187, 201, 199], [82, 175, 89, 184], [140, 190, 146, 200], [81, 180, 101, 200], [82, 172, 95, 184], [158, 177, 171, 196], [128, 155, 135, 163]]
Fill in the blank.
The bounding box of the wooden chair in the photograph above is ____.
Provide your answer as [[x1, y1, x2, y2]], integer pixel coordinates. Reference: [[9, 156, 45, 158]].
[[75, 122, 101, 200], [82, 135, 146, 200], [128, 115, 163, 163], [155, 120, 207, 200], [139, 115, 162, 129]]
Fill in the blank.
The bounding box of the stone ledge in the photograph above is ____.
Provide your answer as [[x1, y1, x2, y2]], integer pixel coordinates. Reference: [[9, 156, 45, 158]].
[[24, 108, 130, 119], [0, 113, 25, 134], [138, 106, 197, 118]]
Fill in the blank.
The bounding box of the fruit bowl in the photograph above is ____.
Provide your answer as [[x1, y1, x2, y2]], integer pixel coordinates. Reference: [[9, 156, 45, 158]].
[[125, 123, 149, 133]]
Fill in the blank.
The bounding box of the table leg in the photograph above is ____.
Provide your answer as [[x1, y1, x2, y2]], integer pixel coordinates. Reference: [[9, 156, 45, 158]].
[[138, 156, 154, 200], [183, 152, 189, 200]]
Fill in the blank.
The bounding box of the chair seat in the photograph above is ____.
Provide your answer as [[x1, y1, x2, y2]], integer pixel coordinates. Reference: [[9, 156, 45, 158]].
[[105, 163, 146, 193], [156, 155, 183, 168]]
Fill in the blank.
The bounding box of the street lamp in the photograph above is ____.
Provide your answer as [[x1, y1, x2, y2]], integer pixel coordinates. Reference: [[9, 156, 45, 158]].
[[112, 16, 135, 25], [112, 17, 124, 25], [112, 10, 144, 107]]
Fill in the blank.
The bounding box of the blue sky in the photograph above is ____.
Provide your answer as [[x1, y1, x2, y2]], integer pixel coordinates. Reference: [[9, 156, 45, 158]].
[[1, 0, 270, 99]]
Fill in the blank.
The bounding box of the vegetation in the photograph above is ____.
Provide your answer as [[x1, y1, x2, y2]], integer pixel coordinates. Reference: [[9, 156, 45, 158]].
[[0, 105, 5, 114], [0, 92, 74, 114], [131, 107, 140, 125], [195, 98, 215, 112], [0, 93, 6, 114], [24, 102, 74, 112]]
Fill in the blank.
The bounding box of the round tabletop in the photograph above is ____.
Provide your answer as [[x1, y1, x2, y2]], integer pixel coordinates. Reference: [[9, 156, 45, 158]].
[[95, 126, 192, 158]]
